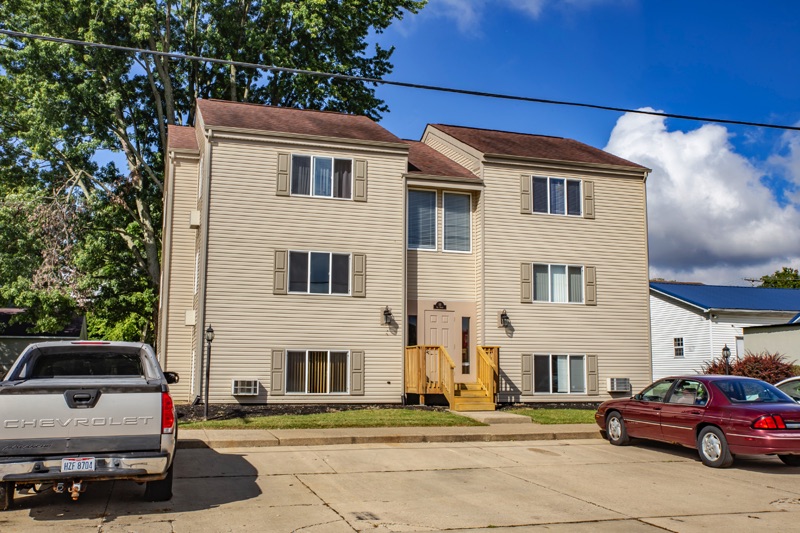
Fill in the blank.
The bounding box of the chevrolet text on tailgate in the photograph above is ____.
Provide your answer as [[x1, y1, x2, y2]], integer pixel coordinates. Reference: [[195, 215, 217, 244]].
[[0, 341, 179, 510]]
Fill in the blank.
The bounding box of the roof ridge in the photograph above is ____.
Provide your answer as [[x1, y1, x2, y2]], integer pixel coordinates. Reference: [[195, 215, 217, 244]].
[[432, 123, 565, 140], [201, 98, 363, 119]]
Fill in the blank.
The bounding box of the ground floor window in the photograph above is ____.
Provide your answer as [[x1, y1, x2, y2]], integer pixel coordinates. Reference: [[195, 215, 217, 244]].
[[533, 354, 585, 394], [286, 350, 349, 394], [673, 337, 684, 358]]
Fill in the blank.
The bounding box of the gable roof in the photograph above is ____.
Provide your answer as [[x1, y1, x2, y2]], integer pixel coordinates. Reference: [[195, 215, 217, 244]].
[[197, 99, 404, 145], [431, 124, 647, 170], [167, 125, 198, 151], [403, 140, 479, 181], [650, 282, 800, 313]]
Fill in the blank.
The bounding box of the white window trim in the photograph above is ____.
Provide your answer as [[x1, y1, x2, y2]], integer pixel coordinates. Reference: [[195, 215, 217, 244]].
[[407, 188, 438, 252], [533, 353, 587, 395], [285, 349, 350, 395], [290, 154, 354, 200], [442, 191, 472, 254], [532, 263, 584, 304], [287, 251, 352, 296], [532, 176, 583, 217]]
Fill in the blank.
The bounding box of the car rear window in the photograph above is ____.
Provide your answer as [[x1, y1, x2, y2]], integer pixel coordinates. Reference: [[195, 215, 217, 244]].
[[712, 379, 794, 404], [29, 352, 144, 378]]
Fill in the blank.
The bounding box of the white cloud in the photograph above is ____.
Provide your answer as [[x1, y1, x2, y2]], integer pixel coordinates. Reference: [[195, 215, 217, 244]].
[[605, 110, 800, 286], [768, 129, 800, 205]]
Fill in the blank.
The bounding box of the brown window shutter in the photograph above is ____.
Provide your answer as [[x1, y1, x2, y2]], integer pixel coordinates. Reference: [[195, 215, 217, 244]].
[[520, 175, 531, 213], [354, 159, 368, 202], [521, 354, 533, 396], [520, 262, 533, 303], [584, 265, 596, 306], [276, 153, 290, 196], [273, 249, 288, 295], [583, 180, 595, 219], [352, 253, 366, 297], [271, 349, 285, 396], [350, 350, 365, 395], [586, 354, 598, 395]]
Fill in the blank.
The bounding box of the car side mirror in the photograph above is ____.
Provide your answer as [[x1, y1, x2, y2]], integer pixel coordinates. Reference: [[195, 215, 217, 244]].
[[164, 371, 180, 384], [633, 393, 643, 401]]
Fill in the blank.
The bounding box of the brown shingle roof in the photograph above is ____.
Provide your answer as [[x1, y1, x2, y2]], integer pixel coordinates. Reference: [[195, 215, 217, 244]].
[[197, 99, 403, 144], [404, 141, 479, 181], [431, 124, 647, 170], [167, 125, 198, 151]]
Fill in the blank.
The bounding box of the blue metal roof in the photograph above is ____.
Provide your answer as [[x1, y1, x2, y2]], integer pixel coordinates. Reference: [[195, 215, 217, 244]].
[[650, 282, 800, 313]]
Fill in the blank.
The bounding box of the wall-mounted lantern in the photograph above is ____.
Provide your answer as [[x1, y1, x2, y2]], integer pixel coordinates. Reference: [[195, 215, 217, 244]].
[[383, 306, 393, 326], [498, 310, 510, 328]]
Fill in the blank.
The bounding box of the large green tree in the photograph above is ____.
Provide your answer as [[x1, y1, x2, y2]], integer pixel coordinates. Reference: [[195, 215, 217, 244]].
[[0, 0, 425, 342], [760, 267, 800, 289]]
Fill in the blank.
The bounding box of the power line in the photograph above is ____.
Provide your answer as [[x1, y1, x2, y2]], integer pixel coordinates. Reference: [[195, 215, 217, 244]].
[[2, 28, 800, 132]]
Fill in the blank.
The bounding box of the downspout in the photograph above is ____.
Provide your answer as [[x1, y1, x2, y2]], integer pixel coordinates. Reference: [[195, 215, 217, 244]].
[[401, 170, 408, 404], [195, 129, 214, 402], [158, 151, 177, 368], [709, 311, 714, 360], [642, 171, 652, 381]]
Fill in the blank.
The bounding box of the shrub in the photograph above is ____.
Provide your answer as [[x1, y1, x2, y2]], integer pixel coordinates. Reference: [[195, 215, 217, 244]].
[[702, 351, 796, 384]]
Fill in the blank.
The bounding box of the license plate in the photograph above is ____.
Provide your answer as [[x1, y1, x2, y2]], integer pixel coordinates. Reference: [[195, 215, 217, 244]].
[[61, 457, 96, 472]]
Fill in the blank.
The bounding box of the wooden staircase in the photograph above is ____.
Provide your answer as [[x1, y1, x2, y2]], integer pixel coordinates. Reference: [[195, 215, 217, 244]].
[[452, 382, 495, 412]]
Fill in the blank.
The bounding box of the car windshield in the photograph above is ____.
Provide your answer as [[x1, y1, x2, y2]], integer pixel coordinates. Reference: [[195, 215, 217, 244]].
[[712, 378, 794, 404]]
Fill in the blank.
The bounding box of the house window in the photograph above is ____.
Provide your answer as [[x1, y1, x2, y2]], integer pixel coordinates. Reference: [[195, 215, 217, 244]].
[[443, 192, 471, 252], [674, 338, 684, 358], [291, 155, 352, 199], [532, 177, 582, 216], [288, 251, 350, 294], [408, 189, 436, 250], [532, 264, 583, 303], [286, 350, 349, 394], [533, 354, 586, 394]]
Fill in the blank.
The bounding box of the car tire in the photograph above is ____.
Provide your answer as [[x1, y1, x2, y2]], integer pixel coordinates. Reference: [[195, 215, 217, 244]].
[[697, 426, 734, 468], [778, 455, 800, 467], [0, 481, 14, 511], [144, 463, 173, 502], [606, 411, 630, 446]]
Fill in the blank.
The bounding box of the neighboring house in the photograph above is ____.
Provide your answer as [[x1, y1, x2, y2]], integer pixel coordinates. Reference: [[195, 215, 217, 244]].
[[159, 99, 652, 408], [650, 282, 800, 379], [743, 322, 800, 366], [0, 308, 87, 374]]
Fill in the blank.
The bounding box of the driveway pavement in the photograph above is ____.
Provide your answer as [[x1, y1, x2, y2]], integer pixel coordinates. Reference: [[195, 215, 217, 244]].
[[3, 438, 799, 532]]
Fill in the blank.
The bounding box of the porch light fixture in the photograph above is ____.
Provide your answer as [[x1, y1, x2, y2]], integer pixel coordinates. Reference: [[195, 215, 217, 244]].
[[383, 306, 393, 326], [204, 325, 215, 420], [500, 310, 510, 328], [722, 344, 731, 375]]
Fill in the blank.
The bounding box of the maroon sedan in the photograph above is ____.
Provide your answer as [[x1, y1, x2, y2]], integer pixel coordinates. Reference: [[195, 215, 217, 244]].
[[595, 375, 800, 468]]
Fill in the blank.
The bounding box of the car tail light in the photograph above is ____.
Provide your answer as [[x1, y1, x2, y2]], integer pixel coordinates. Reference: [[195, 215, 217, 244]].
[[752, 415, 787, 430], [161, 392, 175, 434]]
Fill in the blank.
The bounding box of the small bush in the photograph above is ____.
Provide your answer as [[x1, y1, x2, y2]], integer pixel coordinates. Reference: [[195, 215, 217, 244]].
[[702, 351, 795, 384]]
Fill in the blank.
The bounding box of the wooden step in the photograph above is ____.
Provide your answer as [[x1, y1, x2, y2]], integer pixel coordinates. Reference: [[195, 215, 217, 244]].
[[451, 398, 496, 412], [458, 382, 483, 391], [455, 389, 489, 398]]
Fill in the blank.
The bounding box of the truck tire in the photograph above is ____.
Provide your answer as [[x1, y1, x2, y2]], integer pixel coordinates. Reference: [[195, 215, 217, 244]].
[[1, 481, 14, 511], [144, 463, 173, 502]]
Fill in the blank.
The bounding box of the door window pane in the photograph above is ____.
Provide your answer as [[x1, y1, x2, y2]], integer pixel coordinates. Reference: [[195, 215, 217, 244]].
[[286, 351, 306, 393], [550, 265, 567, 303], [333, 159, 352, 199], [291, 155, 311, 195], [330, 352, 348, 393], [533, 264, 549, 301], [461, 317, 470, 372], [534, 355, 550, 393], [408, 190, 436, 249], [331, 254, 350, 294], [289, 252, 308, 292], [568, 266, 583, 303], [533, 177, 548, 213], [443, 193, 470, 251], [567, 179, 582, 216], [570, 355, 585, 393], [309, 252, 330, 294], [313, 157, 332, 197], [408, 315, 417, 345], [549, 178, 565, 215]]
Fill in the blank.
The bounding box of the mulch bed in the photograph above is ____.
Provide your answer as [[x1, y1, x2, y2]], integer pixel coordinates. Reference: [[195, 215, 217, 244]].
[[176, 403, 449, 423]]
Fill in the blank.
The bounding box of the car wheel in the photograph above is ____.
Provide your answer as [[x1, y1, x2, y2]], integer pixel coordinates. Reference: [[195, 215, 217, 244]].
[[606, 411, 630, 446], [697, 426, 734, 468], [143, 462, 173, 502], [778, 455, 800, 467], [0, 481, 14, 511]]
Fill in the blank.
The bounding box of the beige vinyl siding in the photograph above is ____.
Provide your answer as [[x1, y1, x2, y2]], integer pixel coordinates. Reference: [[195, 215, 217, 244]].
[[203, 138, 407, 403], [481, 163, 651, 401], [422, 128, 482, 175], [161, 153, 200, 402]]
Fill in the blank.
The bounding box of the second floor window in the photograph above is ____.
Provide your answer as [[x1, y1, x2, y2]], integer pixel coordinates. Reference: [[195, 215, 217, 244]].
[[674, 338, 684, 358], [408, 189, 436, 250], [533, 176, 582, 216], [289, 251, 350, 294], [533, 263, 583, 303], [291, 155, 352, 199], [443, 192, 471, 252]]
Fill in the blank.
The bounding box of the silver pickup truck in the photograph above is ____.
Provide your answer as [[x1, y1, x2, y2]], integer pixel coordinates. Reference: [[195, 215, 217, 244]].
[[0, 341, 179, 510]]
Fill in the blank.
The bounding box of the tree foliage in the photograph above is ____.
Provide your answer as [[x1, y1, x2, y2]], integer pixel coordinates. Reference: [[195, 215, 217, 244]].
[[0, 0, 425, 342], [760, 267, 800, 289], [702, 351, 796, 384]]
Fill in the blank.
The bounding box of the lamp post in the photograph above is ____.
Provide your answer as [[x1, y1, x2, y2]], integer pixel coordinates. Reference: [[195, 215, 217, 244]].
[[204, 325, 215, 420], [722, 344, 731, 376]]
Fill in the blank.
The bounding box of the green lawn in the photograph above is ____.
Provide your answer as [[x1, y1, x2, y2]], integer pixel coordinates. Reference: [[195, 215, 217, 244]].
[[508, 408, 596, 425], [180, 408, 486, 430]]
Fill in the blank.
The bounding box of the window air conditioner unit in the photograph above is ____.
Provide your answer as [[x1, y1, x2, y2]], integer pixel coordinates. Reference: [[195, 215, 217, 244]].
[[231, 379, 259, 396], [607, 378, 631, 393]]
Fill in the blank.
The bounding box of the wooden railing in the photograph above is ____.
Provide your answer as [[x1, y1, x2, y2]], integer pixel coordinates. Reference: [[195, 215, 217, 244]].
[[476, 346, 499, 400], [438, 347, 456, 407]]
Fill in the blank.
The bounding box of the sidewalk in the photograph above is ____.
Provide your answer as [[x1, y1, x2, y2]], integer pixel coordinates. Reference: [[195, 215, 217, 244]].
[[177, 423, 603, 449]]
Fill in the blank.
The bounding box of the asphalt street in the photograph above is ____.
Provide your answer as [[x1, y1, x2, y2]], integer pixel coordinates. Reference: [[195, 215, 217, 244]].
[[2, 439, 799, 532]]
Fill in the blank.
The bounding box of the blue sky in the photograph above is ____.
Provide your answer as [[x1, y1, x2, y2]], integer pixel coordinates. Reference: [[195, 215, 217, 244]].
[[371, 0, 800, 285]]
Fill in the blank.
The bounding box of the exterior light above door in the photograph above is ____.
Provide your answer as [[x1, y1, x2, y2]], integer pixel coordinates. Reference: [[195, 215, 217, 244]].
[[383, 306, 394, 326]]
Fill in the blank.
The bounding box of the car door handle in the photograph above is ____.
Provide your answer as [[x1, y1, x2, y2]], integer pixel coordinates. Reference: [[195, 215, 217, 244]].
[[653, 407, 661, 411], [690, 411, 702, 415]]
